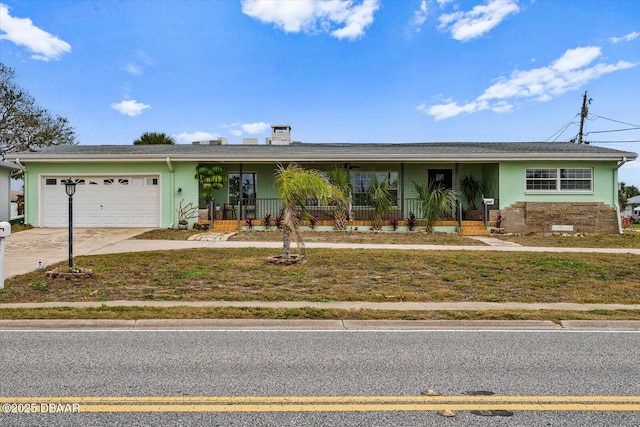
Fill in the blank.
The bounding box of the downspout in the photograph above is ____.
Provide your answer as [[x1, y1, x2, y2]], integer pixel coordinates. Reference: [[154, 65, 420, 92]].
[[614, 157, 628, 234], [166, 157, 174, 229], [14, 158, 26, 173]]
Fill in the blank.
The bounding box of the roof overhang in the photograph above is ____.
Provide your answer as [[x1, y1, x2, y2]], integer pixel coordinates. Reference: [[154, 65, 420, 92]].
[[6, 153, 637, 163], [5, 142, 637, 164], [0, 160, 20, 170]]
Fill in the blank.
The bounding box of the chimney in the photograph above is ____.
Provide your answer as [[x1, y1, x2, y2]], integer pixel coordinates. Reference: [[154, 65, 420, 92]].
[[266, 125, 291, 145], [242, 138, 258, 145]]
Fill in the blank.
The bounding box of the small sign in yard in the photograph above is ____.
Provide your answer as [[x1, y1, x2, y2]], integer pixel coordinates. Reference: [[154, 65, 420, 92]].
[[551, 225, 574, 232]]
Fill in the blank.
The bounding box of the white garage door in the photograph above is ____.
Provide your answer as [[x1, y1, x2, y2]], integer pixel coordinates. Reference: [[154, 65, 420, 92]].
[[42, 176, 160, 227]]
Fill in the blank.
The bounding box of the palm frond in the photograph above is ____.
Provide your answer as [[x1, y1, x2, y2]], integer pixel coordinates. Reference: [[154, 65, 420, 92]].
[[414, 181, 457, 232], [274, 163, 345, 258]]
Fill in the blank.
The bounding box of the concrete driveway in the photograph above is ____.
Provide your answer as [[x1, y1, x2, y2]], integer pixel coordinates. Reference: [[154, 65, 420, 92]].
[[3, 228, 153, 278]]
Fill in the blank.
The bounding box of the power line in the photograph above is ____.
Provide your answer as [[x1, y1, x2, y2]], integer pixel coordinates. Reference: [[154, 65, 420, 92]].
[[545, 121, 578, 142], [592, 115, 640, 128], [586, 140, 640, 143], [587, 127, 640, 134]]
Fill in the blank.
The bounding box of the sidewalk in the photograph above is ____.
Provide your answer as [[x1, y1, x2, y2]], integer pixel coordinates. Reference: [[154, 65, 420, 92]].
[[1, 300, 640, 311]]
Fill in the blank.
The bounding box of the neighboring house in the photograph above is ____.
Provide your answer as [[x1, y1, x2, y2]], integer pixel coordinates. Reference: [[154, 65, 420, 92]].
[[10, 191, 24, 219], [627, 195, 640, 223], [5, 126, 637, 234], [0, 161, 20, 222]]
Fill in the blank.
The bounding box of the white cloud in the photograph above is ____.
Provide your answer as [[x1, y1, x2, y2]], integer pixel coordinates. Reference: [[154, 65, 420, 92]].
[[224, 121, 270, 137], [123, 50, 153, 76], [438, 0, 520, 42], [110, 100, 151, 117], [124, 64, 142, 76], [175, 131, 220, 144], [418, 99, 489, 121], [420, 46, 638, 120], [551, 46, 601, 72], [0, 4, 71, 61], [610, 31, 640, 43], [241, 121, 270, 134], [410, 0, 428, 31], [241, 0, 380, 40]]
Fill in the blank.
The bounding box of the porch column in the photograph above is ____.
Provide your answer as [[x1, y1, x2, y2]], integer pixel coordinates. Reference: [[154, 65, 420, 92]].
[[454, 163, 460, 221], [400, 163, 405, 219], [238, 164, 243, 229]]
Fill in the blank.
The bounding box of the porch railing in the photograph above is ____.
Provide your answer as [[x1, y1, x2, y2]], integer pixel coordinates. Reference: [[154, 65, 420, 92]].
[[216, 198, 500, 222]]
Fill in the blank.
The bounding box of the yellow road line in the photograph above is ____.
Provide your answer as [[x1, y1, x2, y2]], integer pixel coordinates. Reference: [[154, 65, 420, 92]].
[[2, 396, 640, 404], [75, 403, 640, 413]]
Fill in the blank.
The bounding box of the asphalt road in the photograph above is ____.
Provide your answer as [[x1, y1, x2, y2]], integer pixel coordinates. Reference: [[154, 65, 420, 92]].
[[0, 328, 638, 426]]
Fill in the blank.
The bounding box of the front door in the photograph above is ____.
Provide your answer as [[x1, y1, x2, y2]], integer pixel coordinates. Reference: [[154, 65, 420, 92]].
[[428, 169, 452, 189]]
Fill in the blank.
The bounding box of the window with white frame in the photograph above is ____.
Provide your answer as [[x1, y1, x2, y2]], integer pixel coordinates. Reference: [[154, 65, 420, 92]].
[[351, 171, 398, 206], [526, 168, 592, 191]]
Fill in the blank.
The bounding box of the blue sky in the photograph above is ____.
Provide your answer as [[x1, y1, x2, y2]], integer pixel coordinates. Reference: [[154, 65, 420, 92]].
[[1, 0, 639, 185]]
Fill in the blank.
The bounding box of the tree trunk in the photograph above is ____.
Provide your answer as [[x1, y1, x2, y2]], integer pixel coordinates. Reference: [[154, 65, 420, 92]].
[[333, 209, 346, 231], [282, 226, 291, 259]]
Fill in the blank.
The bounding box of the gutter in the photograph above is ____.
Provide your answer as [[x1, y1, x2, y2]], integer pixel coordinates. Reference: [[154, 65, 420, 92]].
[[614, 157, 628, 234]]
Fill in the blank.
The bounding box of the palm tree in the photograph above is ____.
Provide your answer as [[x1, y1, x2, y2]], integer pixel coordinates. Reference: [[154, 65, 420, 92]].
[[459, 175, 483, 210], [367, 174, 392, 231], [327, 166, 352, 231], [133, 132, 175, 145], [414, 181, 457, 233], [274, 163, 344, 261]]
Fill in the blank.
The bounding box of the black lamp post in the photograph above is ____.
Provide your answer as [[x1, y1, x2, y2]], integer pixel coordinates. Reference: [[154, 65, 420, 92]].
[[62, 178, 77, 268]]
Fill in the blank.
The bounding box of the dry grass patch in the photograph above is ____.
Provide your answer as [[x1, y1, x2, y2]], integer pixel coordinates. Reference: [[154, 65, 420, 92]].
[[2, 248, 638, 304], [230, 230, 486, 245], [131, 229, 202, 240], [0, 307, 639, 322], [494, 232, 640, 248]]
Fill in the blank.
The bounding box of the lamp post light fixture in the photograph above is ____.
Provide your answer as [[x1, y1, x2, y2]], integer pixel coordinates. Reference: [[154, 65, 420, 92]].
[[62, 178, 77, 268]]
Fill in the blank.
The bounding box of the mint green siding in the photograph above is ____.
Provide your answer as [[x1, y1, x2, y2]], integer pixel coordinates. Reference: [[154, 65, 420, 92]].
[[498, 161, 618, 209], [22, 158, 620, 228], [24, 161, 187, 227]]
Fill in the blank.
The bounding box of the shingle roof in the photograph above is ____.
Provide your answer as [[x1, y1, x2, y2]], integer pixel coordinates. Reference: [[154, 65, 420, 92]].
[[5, 141, 636, 163]]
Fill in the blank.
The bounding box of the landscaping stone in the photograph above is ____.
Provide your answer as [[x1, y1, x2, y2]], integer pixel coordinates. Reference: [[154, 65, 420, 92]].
[[45, 268, 93, 280]]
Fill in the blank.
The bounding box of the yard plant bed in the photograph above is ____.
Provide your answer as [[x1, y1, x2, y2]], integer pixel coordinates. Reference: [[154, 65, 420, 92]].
[[2, 248, 638, 304], [132, 228, 640, 248], [227, 230, 485, 246]]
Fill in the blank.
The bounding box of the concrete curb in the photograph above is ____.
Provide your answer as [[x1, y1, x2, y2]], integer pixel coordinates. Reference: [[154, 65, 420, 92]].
[[0, 319, 638, 330]]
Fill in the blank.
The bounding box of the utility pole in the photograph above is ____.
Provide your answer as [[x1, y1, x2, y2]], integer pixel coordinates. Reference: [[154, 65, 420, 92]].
[[577, 91, 592, 144]]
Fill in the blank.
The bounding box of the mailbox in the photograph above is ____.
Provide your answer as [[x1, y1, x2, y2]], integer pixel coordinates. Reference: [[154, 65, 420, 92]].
[[0, 221, 10, 237]]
